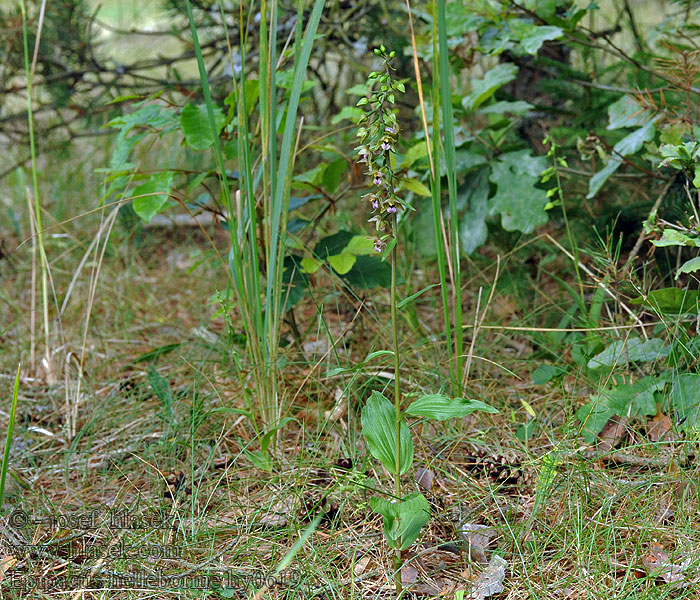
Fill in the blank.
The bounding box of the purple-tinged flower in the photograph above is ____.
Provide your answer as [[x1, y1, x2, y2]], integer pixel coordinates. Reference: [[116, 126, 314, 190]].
[[372, 201, 379, 210], [385, 126, 394, 133], [381, 141, 391, 151], [374, 240, 384, 252], [373, 174, 382, 186], [387, 205, 397, 214]]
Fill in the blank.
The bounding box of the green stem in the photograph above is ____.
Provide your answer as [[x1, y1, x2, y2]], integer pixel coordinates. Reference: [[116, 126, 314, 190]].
[[390, 231, 402, 595]]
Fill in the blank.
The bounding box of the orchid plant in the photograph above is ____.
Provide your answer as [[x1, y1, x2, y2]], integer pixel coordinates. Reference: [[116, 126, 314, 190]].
[[356, 47, 498, 594]]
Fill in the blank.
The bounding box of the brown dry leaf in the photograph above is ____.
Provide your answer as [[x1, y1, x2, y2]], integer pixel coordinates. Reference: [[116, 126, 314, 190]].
[[415, 467, 434, 491], [354, 555, 371, 576], [648, 408, 673, 442], [598, 415, 629, 451], [459, 523, 497, 564], [401, 564, 419, 586], [0, 556, 17, 582], [640, 543, 698, 588]]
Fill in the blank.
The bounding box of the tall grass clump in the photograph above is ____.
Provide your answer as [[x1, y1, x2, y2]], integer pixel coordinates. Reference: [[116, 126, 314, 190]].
[[184, 0, 325, 429]]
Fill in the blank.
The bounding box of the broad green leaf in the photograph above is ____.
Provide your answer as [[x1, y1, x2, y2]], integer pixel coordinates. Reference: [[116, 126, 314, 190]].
[[670, 374, 700, 431], [459, 167, 490, 255], [370, 492, 430, 550], [132, 171, 175, 223], [587, 337, 669, 369], [695, 164, 700, 188], [314, 231, 355, 258], [652, 229, 700, 248], [441, 149, 488, 175], [329, 252, 356, 275], [531, 364, 564, 385], [489, 150, 548, 234], [400, 141, 428, 170], [400, 178, 431, 197], [520, 25, 563, 55], [331, 106, 363, 124], [607, 96, 651, 130], [587, 121, 656, 198], [300, 256, 321, 274], [406, 395, 498, 420], [344, 255, 393, 288], [282, 255, 310, 310], [322, 158, 347, 194], [361, 391, 413, 475], [576, 376, 667, 442], [180, 103, 225, 150], [462, 63, 519, 112], [630, 287, 700, 314], [295, 163, 326, 186], [479, 100, 533, 116], [676, 256, 700, 279], [344, 235, 375, 255]]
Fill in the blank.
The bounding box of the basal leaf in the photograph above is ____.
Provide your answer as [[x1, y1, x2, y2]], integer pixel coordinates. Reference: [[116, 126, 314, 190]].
[[406, 394, 498, 421], [670, 374, 700, 432], [576, 376, 667, 442], [587, 337, 669, 369], [370, 492, 430, 550], [361, 391, 413, 475]]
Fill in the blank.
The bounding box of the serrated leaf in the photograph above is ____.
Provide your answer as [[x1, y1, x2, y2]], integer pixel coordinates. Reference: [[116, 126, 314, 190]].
[[132, 171, 175, 223], [459, 167, 490, 255], [406, 394, 498, 421], [180, 103, 225, 150], [587, 337, 669, 369], [462, 63, 519, 112], [361, 391, 413, 475], [489, 151, 548, 234], [676, 256, 700, 278], [520, 25, 563, 54], [370, 492, 430, 550], [587, 121, 656, 198], [328, 252, 356, 275], [607, 95, 652, 130], [479, 100, 534, 116], [630, 287, 700, 314], [576, 376, 667, 442], [652, 229, 700, 248]]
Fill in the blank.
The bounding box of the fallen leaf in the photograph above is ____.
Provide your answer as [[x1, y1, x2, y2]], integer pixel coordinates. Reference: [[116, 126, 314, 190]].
[[471, 554, 507, 599], [415, 467, 434, 491], [459, 523, 497, 564], [648, 407, 673, 442], [401, 564, 419, 585], [354, 555, 371, 576], [0, 556, 17, 582], [598, 415, 629, 451]]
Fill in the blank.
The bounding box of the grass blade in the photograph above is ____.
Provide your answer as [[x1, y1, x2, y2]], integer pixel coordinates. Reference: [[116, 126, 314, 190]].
[[0, 365, 21, 508]]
